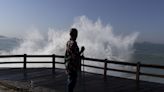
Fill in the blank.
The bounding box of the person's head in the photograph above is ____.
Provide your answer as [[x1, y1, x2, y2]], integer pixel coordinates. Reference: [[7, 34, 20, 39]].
[[70, 28, 78, 41]]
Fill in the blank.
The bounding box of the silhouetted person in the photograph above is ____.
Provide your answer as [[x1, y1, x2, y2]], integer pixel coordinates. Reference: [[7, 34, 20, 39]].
[[65, 28, 85, 92]]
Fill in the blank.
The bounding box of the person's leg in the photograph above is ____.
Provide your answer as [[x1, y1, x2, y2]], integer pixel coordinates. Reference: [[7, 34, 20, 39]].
[[71, 72, 77, 90], [67, 72, 77, 92]]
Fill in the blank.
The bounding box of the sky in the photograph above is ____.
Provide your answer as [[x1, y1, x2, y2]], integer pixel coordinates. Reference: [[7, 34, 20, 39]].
[[0, 0, 164, 44]]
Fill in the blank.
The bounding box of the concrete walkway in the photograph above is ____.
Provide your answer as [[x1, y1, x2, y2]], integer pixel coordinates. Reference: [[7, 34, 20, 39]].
[[0, 68, 163, 92]]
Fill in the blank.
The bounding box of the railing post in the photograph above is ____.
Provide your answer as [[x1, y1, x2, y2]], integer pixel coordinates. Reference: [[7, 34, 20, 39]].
[[104, 59, 107, 79], [52, 54, 55, 74], [23, 54, 27, 80], [136, 62, 140, 87], [80, 55, 84, 72], [24, 54, 27, 69]]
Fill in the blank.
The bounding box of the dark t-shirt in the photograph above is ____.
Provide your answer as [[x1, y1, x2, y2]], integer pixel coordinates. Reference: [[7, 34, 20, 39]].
[[65, 39, 80, 73]]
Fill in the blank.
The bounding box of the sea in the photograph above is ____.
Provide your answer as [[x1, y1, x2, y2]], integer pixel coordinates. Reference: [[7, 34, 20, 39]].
[[133, 42, 164, 84]]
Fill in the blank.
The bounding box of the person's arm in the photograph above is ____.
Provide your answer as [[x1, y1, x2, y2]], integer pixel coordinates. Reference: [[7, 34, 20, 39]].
[[79, 46, 85, 55]]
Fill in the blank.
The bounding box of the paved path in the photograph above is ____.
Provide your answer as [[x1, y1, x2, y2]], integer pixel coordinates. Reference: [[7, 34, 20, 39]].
[[0, 68, 163, 92]]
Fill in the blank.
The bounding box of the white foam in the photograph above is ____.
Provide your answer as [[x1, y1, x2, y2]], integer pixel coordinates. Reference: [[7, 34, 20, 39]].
[[0, 16, 139, 76]]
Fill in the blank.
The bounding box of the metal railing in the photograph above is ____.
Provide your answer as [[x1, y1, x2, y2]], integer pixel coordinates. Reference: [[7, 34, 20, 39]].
[[0, 54, 164, 85]]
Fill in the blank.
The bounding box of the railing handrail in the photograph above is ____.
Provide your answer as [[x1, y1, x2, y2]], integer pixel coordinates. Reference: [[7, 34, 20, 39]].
[[1, 54, 163, 69], [0, 54, 64, 58]]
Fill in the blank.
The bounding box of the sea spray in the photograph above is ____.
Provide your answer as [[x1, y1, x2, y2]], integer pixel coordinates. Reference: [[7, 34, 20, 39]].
[[0, 16, 139, 76], [71, 16, 139, 75]]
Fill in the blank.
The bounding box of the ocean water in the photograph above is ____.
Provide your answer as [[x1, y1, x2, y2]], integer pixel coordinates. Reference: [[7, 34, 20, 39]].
[[133, 42, 164, 65], [132, 42, 164, 83]]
